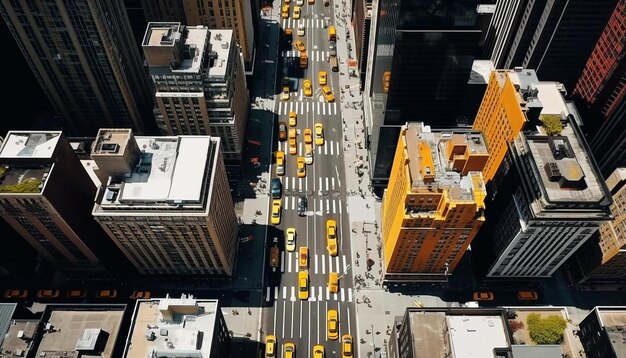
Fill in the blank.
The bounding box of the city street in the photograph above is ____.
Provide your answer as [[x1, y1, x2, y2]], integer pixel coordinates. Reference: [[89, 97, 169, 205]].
[[260, 0, 357, 356]]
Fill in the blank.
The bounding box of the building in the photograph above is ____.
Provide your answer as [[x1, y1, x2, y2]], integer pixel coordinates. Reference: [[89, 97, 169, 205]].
[[352, 0, 372, 90], [574, 0, 626, 177], [0, 304, 126, 358], [0, 131, 122, 277], [182, 0, 255, 69], [382, 123, 488, 282], [483, 0, 616, 91], [123, 0, 186, 48], [143, 23, 249, 166], [475, 79, 613, 279], [472, 69, 537, 187], [123, 295, 230, 358], [364, 0, 485, 190], [458, 60, 494, 127], [564, 168, 626, 285], [0, 0, 155, 136], [579, 306, 626, 358], [91, 129, 238, 276]]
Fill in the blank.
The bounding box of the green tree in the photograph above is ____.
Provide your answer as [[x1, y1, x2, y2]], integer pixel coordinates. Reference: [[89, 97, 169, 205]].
[[526, 313, 567, 344], [0, 179, 42, 193], [540, 114, 563, 136]]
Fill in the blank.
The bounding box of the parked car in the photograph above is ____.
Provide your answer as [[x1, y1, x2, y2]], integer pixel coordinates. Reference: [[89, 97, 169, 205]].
[[130, 291, 151, 299], [297, 196, 307, 216], [271, 178, 282, 199], [472, 291, 494, 301], [278, 121, 287, 141], [95, 289, 117, 298], [517, 291, 538, 301], [66, 289, 87, 299], [4, 289, 28, 299], [37, 289, 60, 299]]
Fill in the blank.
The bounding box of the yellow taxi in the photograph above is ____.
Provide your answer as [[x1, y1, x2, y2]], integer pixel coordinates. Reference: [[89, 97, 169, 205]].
[[289, 138, 297, 155], [286, 227, 297, 252], [328, 272, 338, 293], [284, 0, 290, 4], [318, 71, 327, 86], [327, 309, 338, 340], [288, 128, 297, 139], [299, 246, 308, 268], [297, 156, 306, 178], [303, 80, 313, 96], [289, 111, 297, 127], [326, 219, 338, 256], [298, 271, 309, 300], [265, 335, 277, 358], [341, 334, 353, 357], [321, 86, 335, 102], [308, 0, 315, 4], [314, 123, 324, 145], [293, 6, 301, 19], [303, 128, 313, 144], [304, 143, 314, 165], [271, 199, 282, 225], [281, 5, 289, 18], [276, 151, 285, 176], [284, 342, 296, 358], [294, 40, 306, 52], [313, 345, 324, 358]]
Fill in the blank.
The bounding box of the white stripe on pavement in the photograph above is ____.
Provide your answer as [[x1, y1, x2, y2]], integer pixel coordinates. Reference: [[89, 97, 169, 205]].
[[315, 254, 319, 274], [332, 200, 336, 213], [288, 252, 292, 272], [343, 255, 348, 272], [283, 286, 287, 299], [335, 256, 340, 274], [291, 286, 296, 301], [322, 256, 326, 274], [325, 177, 329, 191], [326, 287, 330, 301], [348, 288, 353, 302], [281, 251, 285, 272], [341, 288, 345, 301], [318, 286, 323, 301], [266, 287, 271, 302]]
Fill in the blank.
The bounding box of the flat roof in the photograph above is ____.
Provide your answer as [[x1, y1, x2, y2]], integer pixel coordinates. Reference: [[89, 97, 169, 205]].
[[207, 30, 234, 78], [0, 131, 61, 158], [0, 303, 17, 346], [447, 315, 509, 357], [468, 60, 494, 85], [125, 296, 219, 358], [35, 305, 125, 358], [0, 319, 38, 355], [93, 133, 218, 212], [597, 307, 626, 357], [144, 23, 208, 74]]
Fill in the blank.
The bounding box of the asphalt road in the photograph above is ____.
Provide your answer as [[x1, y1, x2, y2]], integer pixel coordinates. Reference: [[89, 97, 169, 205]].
[[261, 0, 357, 356]]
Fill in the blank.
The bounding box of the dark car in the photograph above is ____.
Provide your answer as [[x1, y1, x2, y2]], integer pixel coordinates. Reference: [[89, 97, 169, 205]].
[[297, 196, 307, 216], [278, 121, 287, 141], [271, 179, 282, 199]]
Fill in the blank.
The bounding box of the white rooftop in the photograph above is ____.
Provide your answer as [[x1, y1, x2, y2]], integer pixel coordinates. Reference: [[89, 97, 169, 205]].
[[447, 315, 509, 358], [125, 296, 219, 358], [175, 26, 209, 74], [0, 132, 61, 158], [207, 30, 234, 78]]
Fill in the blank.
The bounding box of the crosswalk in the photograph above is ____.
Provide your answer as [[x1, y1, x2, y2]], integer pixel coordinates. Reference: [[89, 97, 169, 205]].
[[283, 176, 338, 192], [277, 140, 340, 157], [282, 50, 332, 62], [267, 285, 353, 302], [281, 18, 329, 30], [282, 196, 342, 214], [277, 101, 338, 116]]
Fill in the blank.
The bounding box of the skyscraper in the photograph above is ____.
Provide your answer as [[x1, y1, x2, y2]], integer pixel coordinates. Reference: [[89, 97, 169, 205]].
[[143, 23, 249, 166], [0, 0, 156, 136], [91, 129, 238, 276], [364, 0, 484, 190], [182, 0, 255, 68], [564, 167, 626, 285], [353, 0, 373, 90], [483, 0, 616, 91], [474, 78, 612, 279], [573, 0, 626, 176], [0, 131, 121, 277], [382, 123, 488, 282]]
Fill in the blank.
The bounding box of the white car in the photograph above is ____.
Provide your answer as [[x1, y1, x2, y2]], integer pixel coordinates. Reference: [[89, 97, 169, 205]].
[[286, 227, 296, 252], [296, 0, 304, 5], [298, 24, 305, 36]]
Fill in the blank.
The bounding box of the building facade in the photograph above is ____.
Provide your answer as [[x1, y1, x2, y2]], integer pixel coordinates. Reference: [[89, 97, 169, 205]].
[[0, 132, 116, 276], [579, 306, 626, 358], [364, 0, 484, 190], [352, 0, 372, 91], [477, 80, 612, 279], [565, 168, 626, 285], [0, 0, 155, 136], [182, 0, 255, 68], [491, 0, 616, 91], [143, 23, 249, 165], [91, 129, 238, 276], [123, 0, 187, 48], [472, 69, 536, 187], [382, 123, 488, 282]]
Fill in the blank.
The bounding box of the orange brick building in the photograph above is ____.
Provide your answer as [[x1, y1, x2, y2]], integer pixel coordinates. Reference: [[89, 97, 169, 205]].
[[382, 123, 489, 282]]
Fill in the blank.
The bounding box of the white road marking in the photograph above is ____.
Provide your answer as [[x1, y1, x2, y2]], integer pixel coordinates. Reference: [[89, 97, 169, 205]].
[[322, 255, 326, 274], [340, 288, 345, 301], [318, 286, 323, 301], [348, 288, 353, 303], [295, 255, 299, 273], [310, 286, 315, 301], [291, 300, 295, 337], [326, 287, 330, 301], [288, 252, 292, 273], [315, 254, 319, 274], [332, 200, 336, 213], [325, 177, 329, 191], [318, 177, 322, 190], [347, 302, 352, 335], [299, 178, 303, 191], [283, 286, 287, 300], [299, 141, 303, 156], [322, 104, 326, 115], [291, 286, 296, 301], [333, 292, 338, 301], [266, 287, 271, 302], [292, 177, 295, 190], [330, 142, 334, 155], [319, 199, 323, 212], [281, 251, 285, 272], [336, 256, 340, 274], [331, 177, 335, 189], [326, 199, 330, 213], [306, 101, 309, 112], [336, 141, 340, 156], [343, 255, 348, 272], [289, 101, 293, 113], [328, 255, 333, 272]]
